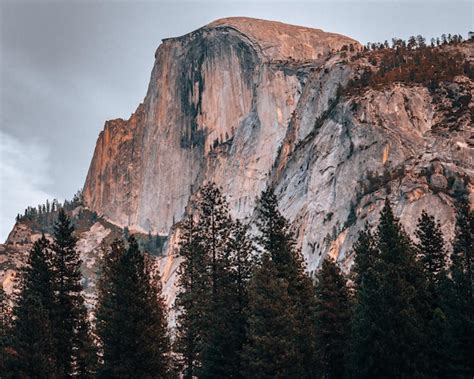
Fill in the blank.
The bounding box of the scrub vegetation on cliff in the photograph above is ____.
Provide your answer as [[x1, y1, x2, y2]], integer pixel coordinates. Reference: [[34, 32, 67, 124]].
[[345, 34, 472, 95]]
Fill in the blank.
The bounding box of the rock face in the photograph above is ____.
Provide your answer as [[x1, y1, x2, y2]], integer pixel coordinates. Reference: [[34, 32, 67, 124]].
[[83, 17, 358, 235], [82, 18, 474, 297], [274, 78, 473, 274], [3, 18, 474, 309]]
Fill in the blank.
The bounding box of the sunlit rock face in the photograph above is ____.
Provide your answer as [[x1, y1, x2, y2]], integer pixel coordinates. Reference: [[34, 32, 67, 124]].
[[58, 18, 474, 305], [83, 17, 358, 235]]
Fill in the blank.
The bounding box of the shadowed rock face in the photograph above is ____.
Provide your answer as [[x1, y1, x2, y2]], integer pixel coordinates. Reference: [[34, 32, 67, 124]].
[[83, 17, 359, 235], [274, 78, 473, 275]]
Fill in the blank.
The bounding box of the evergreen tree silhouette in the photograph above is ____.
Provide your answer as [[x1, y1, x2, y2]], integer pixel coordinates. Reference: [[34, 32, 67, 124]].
[[50, 209, 97, 377], [96, 237, 171, 378], [254, 187, 317, 377], [444, 195, 473, 376], [314, 257, 351, 378], [241, 254, 300, 378], [349, 199, 427, 377], [8, 236, 58, 378]]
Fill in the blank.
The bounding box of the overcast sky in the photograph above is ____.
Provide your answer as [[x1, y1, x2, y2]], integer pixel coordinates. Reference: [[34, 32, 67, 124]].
[[0, 0, 472, 241]]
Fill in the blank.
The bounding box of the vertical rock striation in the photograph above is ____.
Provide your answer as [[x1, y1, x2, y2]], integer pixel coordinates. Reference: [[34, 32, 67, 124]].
[[66, 18, 474, 302], [3, 18, 473, 316], [83, 17, 358, 235]]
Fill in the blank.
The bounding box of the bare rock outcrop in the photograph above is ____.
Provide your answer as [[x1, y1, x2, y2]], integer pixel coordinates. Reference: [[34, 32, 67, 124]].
[[83, 17, 359, 235], [2, 18, 473, 311], [81, 18, 473, 304]]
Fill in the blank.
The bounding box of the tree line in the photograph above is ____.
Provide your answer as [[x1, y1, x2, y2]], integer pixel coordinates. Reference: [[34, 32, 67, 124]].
[[17, 191, 84, 223], [361, 33, 466, 52], [1, 183, 472, 378], [336, 33, 466, 57], [344, 35, 472, 95]]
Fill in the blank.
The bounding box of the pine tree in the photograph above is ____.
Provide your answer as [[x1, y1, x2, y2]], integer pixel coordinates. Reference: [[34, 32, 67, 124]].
[[96, 236, 171, 378], [176, 183, 254, 378], [75, 304, 99, 379], [444, 194, 473, 376], [95, 240, 122, 375], [241, 254, 300, 378], [415, 210, 452, 377], [50, 209, 97, 377], [10, 294, 57, 378], [351, 225, 377, 291], [415, 210, 447, 290], [229, 220, 254, 376], [8, 236, 58, 378], [200, 243, 237, 378], [201, 220, 254, 378], [314, 257, 351, 379], [196, 182, 232, 302], [175, 214, 209, 378], [255, 187, 317, 376], [349, 198, 427, 377], [190, 183, 242, 378]]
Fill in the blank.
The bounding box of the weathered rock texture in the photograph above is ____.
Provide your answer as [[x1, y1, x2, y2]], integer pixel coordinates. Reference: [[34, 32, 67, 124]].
[[2, 18, 474, 309], [81, 18, 474, 303], [83, 17, 358, 235]]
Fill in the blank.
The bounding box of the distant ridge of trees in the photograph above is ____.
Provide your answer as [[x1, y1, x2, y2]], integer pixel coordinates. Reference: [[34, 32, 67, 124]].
[[17, 190, 84, 222], [12, 191, 167, 256]]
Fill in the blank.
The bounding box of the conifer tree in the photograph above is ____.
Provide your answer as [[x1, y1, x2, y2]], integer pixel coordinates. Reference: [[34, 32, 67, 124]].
[[196, 182, 232, 301], [200, 245, 237, 378], [351, 225, 377, 291], [349, 198, 427, 377], [241, 253, 300, 378], [8, 236, 58, 378], [229, 220, 254, 375], [415, 210, 447, 290], [50, 209, 97, 377], [175, 215, 209, 378], [314, 257, 351, 379], [95, 240, 122, 374], [10, 294, 57, 378], [201, 220, 254, 378], [193, 183, 245, 378], [75, 304, 98, 379], [255, 187, 317, 376], [96, 236, 171, 378], [176, 183, 254, 378], [444, 194, 473, 376], [415, 210, 452, 377]]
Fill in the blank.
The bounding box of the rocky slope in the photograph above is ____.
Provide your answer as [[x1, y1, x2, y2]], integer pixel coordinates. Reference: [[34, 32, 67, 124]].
[[2, 18, 473, 308], [0, 206, 165, 305], [0, 209, 117, 304]]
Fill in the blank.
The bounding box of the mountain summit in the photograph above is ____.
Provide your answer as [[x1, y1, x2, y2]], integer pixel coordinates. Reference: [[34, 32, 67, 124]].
[[205, 17, 360, 61]]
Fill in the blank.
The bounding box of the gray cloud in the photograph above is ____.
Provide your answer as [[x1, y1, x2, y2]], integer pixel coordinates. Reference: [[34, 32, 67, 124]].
[[0, 0, 472, 240], [0, 130, 55, 241]]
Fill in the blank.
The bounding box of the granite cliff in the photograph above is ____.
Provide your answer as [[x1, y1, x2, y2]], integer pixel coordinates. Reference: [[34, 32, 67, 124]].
[[2, 18, 473, 307], [83, 17, 358, 235]]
